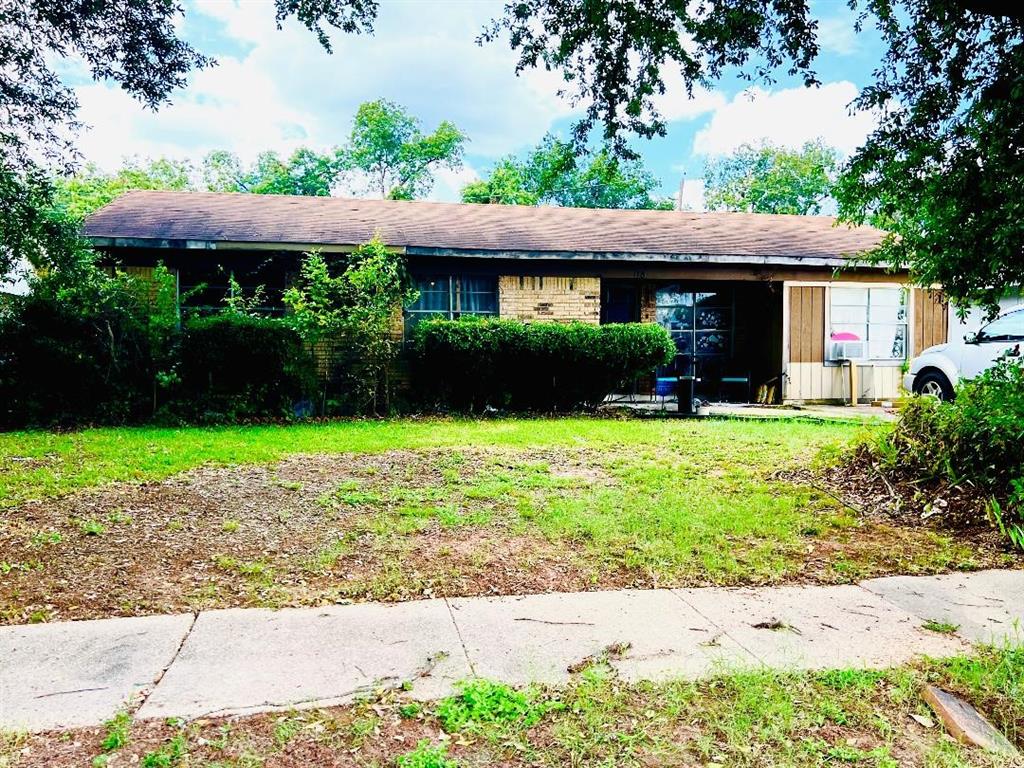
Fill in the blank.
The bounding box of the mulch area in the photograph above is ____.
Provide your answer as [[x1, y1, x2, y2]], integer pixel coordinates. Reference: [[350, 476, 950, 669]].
[[777, 453, 1018, 558]]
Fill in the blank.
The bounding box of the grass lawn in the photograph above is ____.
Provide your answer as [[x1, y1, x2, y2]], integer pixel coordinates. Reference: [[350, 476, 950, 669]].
[[5, 647, 1022, 767], [0, 418, 1016, 624]]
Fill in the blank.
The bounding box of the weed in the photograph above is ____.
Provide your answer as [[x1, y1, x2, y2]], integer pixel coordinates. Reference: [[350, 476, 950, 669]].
[[166, 519, 184, 532], [396, 740, 458, 768], [303, 537, 351, 574], [274, 479, 303, 491], [436, 679, 555, 732], [140, 733, 187, 767], [348, 714, 379, 745], [222, 519, 240, 533], [923, 619, 960, 635], [29, 530, 62, 547], [326, 480, 380, 507], [398, 702, 422, 719], [75, 517, 106, 536], [272, 716, 301, 746], [98, 711, 131, 753], [1, 732, 27, 768], [107, 510, 132, 525]]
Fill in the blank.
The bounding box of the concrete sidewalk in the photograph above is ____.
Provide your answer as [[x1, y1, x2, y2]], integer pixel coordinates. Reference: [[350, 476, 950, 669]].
[[1, 570, 1021, 732]]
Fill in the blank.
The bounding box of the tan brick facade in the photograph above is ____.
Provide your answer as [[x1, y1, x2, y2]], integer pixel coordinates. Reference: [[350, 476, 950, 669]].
[[639, 284, 657, 324], [498, 275, 600, 324]]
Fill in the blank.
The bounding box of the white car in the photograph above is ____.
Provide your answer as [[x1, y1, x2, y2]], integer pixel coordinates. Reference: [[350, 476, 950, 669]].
[[904, 305, 1024, 399]]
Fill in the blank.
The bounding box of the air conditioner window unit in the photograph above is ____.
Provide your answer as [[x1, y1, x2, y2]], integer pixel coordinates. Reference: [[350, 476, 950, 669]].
[[829, 340, 865, 361]]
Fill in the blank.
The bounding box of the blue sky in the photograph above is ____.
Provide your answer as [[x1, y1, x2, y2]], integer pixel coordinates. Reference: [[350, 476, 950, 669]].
[[68, 0, 886, 208]]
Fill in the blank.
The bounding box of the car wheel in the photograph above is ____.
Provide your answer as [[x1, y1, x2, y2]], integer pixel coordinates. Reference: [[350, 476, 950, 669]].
[[914, 370, 954, 401]]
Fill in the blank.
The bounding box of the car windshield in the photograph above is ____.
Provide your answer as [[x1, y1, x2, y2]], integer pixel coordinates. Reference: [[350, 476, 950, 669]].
[[979, 310, 1024, 341]]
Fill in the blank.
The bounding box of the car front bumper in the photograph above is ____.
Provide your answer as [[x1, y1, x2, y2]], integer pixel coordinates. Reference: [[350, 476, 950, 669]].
[[902, 372, 916, 393]]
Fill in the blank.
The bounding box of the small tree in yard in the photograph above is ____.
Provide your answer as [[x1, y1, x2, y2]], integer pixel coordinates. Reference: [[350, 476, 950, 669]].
[[284, 235, 417, 415]]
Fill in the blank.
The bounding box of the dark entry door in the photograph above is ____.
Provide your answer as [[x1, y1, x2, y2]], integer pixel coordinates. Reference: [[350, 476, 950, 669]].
[[601, 283, 640, 324]]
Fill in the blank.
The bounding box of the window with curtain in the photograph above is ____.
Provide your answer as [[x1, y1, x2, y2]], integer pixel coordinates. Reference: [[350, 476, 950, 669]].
[[829, 286, 908, 360], [405, 274, 498, 329]]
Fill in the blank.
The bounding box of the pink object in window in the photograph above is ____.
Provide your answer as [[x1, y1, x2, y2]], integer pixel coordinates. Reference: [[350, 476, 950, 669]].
[[830, 331, 860, 341]]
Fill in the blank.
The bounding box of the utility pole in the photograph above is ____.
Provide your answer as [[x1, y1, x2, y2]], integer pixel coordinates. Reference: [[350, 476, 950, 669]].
[[677, 174, 686, 211]]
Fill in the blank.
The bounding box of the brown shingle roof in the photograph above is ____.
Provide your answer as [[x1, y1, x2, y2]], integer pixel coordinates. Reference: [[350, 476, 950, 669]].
[[83, 190, 887, 264]]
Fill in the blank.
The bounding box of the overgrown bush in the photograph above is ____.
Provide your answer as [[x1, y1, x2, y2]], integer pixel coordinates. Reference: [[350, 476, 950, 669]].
[[868, 357, 1024, 548], [411, 318, 676, 412], [173, 313, 316, 423], [0, 258, 177, 428], [284, 236, 417, 415]]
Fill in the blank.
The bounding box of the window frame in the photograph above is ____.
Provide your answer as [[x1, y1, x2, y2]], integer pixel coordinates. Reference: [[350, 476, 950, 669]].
[[653, 285, 735, 359], [826, 284, 909, 364], [404, 273, 499, 328]]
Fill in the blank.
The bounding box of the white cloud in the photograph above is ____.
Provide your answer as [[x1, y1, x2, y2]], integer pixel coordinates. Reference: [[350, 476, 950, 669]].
[[816, 17, 859, 56], [692, 82, 877, 157], [70, 0, 581, 171], [652, 68, 726, 122], [431, 164, 480, 202]]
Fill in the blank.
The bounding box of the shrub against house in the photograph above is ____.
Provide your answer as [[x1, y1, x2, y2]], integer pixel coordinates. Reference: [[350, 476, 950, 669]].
[[0, 239, 674, 427]]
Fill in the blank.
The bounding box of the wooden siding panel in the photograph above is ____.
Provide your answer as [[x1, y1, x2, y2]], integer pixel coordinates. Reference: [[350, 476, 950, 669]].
[[913, 288, 949, 355], [810, 287, 824, 365], [790, 287, 803, 362], [788, 286, 825, 363]]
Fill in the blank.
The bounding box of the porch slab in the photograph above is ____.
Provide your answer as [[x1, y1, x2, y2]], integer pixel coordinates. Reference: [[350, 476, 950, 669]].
[[446, 589, 756, 685], [861, 570, 1024, 646], [674, 584, 970, 670], [137, 600, 469, 721], [0, 613, 194, 732]]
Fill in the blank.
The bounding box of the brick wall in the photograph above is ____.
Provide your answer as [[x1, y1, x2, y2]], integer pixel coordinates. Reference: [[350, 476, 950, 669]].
[[498, 275, 600, 324], [639, 284, 657, 324]]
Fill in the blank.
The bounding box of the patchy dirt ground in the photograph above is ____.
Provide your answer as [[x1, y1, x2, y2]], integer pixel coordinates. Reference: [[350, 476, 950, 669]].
[[1, 446, 1018, 625]]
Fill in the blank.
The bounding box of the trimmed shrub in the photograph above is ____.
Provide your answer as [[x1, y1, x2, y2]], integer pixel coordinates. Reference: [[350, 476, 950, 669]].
[[410, 318, 675, 412], [173, 314, 316, 422], [868, 357, 1024, 548]]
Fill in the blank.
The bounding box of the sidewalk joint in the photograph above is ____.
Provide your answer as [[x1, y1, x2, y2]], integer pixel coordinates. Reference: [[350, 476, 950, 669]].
[[667, 588, 765, 664], [132, 610, 199, 716]]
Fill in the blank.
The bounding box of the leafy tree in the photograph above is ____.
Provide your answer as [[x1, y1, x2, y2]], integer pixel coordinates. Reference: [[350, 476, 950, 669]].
[[0, 0, 371, 277], [479, 1, 1024, 313], [54, 159, 195, 220], [284, 235, 418, 414], [835, 5, 1024, 316], [703, 141, 839, 215], [202, 148, 341, 196], [339, 100, 466, 199], [1, 164, 83, 278], [461, 163, 541, 206], [462, 135, 672, 209]]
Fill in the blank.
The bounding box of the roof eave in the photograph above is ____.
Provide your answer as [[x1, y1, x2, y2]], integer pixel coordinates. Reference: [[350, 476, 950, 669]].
[[85, 236, 882, 269]]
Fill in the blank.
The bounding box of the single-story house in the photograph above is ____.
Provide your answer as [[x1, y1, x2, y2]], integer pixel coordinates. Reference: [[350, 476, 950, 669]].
[[82, 190, 950, 404]]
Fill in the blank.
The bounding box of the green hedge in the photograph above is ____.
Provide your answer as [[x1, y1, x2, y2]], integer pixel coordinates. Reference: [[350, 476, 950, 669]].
[[0, 284, 157, 428], [173, 314, 317, 423], [410, 318, 675, 411]]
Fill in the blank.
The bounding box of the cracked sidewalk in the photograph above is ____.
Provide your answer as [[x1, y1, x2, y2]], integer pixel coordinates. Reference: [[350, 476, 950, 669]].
[[1, 569, 1022, 732]]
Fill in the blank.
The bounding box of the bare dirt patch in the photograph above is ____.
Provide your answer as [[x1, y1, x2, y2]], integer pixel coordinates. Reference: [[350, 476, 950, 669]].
[[1, 444, 1017, 625], [0, 448, 629, 624], [779, 463, 1020, 576]]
